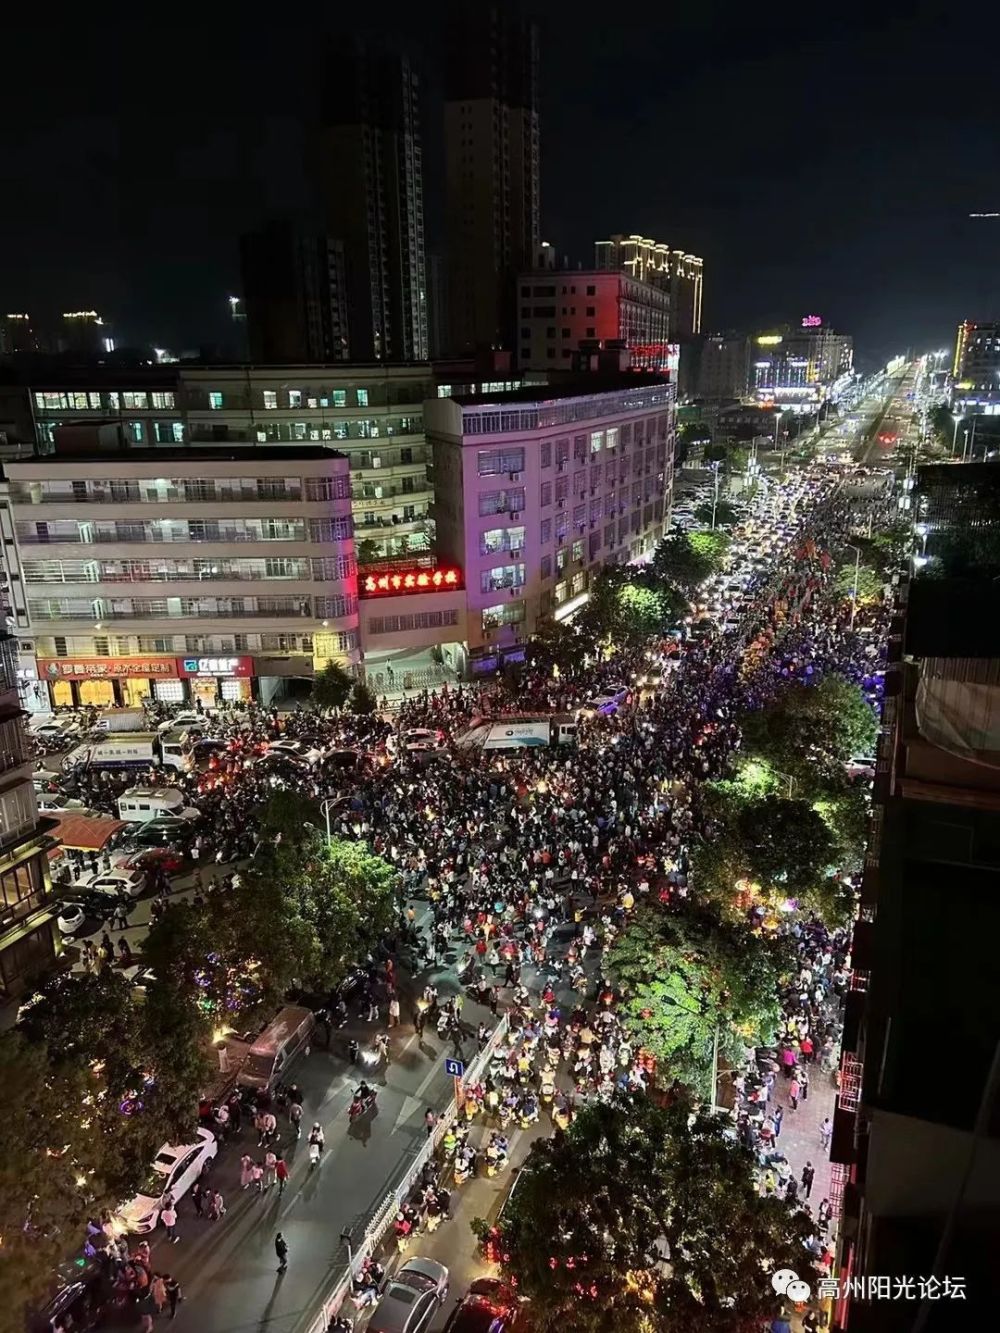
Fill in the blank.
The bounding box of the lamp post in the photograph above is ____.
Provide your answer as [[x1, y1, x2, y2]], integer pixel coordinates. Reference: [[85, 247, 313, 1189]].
[[846, 543, 862, 630], [320, 796, 351, 845], [661, 993, 720, 1109], [951, 413, 963, 457]]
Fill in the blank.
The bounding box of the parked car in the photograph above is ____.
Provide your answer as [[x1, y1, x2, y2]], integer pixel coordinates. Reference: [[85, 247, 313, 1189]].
[[367, 1257, 449, 1333], [399, 727, 447, 753], [75, 867, 146, 899], [576, 695, 621, 720], [444, 1278, 520, 1333], [56, 901, 88, 936], [116, 1127, 217, 1234], [31, 719, 80, 743], [157, 711, 207, 734]]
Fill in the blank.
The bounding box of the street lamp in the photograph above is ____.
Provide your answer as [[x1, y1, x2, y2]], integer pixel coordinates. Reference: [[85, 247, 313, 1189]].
[[846, 543, 862, 630], [770, 768, 796, 799], [320, 795, 351, 844], [660, 993, 720, 1109], [951, 413, 963, 457]]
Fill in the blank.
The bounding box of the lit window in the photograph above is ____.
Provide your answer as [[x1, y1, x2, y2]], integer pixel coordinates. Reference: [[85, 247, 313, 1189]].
[[151, 392, 175, 409], [209, 391, 224, 410], [333, 390, 347, 407], [172, 423, 185, 443], [122, 392, 148, 410], [591, 431, 604, 453], [130, 421, 144, 443], [288, 390, 302, 408], [357, 389, 369, 407], [263, 390, 278, 410]]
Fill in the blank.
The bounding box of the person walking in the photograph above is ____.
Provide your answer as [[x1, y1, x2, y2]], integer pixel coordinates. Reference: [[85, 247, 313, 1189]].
[[240, 1154, 254, 1190], [799, 1068, 810, 1103], [263, 1149, 277, 1189], [374, 1031, 390, 1065], [161, 1201, 179, 1244], [424, 1108, 436, 1137], [289, 1099, 303, 1139], [207, 1189, 224, 1221], [819, 1116, 833, 1150], [801, 1161, 815, 1199], [151, 1274, 168, 1316], [773, 1105, 784, 1139], [164, 1275, 182, 1320], [275, 1232, 288, 1273], [276, 1155, 289, 1195], [788, 1076, 800, 1111], [191, 1181, 205, 1218], [387, 994, 400, 1028]]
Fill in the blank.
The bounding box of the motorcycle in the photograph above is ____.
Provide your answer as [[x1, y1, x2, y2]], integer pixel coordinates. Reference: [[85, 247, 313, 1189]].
[[309, 1140, 322, 1170], [348, 1087, 377, 1121]]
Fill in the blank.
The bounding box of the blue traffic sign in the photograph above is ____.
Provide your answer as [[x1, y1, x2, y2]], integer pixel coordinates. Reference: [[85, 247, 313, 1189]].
[[444, 1057, 465, 1078]]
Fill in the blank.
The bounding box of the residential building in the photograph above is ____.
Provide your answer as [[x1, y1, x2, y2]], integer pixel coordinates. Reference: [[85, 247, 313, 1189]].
[[831, 463, 1000, 1332], [952, 319, 1000, 414], [425, 376, 675, 664], [0, 624, 58, 997], [319, 42, 428, 362], [427, 252, 450, 359], [0, 314, 39, 356], [750, 322, 853, 411], [5, 444, 359, 710], [240, 220, 350, 363], [516, 270, 672, 374], [594, 234, 704, 335], [18, 363, 436, 562], [445, 2, 541, 353], [696, 333, 750, 399], [59, 310, 114, 356]]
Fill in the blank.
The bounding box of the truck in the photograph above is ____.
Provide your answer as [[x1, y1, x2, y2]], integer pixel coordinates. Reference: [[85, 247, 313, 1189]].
[[456, 713, 577, 751], [61, 733, 160, 772], [96, 708, 150, 734]]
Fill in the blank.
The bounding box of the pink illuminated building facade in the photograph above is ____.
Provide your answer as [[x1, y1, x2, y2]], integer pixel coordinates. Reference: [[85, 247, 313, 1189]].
[[516, 271, 672, 374], [425, 376, 675, 657]]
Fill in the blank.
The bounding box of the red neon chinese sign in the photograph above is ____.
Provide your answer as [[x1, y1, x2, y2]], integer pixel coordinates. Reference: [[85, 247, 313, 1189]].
[[359, 566, 464, 598]]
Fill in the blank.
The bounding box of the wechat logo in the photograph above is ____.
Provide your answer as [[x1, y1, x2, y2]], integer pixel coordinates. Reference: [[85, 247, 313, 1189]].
[[772, 1268, 812, 1303]]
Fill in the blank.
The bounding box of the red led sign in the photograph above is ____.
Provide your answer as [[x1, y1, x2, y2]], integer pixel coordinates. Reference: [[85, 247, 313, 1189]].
[[360, 566, 464, 598]]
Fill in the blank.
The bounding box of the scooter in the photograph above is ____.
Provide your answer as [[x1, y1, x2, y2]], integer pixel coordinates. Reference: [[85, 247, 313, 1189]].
[[309, 1140, 322, 1170], [348, 1087, 377, 1121]]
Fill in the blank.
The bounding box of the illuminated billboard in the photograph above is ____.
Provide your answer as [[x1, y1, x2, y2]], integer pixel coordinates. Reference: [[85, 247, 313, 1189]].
[[801, 315, 823, 328], [360, 566, 464, 598]]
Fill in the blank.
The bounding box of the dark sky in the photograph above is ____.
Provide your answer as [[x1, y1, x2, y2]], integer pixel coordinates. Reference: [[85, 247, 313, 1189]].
[[4, 1, 999, 367]]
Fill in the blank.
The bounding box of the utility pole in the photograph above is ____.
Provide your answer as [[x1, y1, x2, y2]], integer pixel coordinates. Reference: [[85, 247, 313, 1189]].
[[847, 543, 862, 630]]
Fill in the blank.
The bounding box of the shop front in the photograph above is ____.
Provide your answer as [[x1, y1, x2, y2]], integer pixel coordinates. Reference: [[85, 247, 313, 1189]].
[[176, 655, 254, 707], [37, 657, 179, 709], [17, 659, 50, 715]]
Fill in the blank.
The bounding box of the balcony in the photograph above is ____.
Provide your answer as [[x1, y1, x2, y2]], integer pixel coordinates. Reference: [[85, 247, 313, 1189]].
[[28, 605, 319, 622], [16, 527, 310, 546], [14, 486, 305, 506]]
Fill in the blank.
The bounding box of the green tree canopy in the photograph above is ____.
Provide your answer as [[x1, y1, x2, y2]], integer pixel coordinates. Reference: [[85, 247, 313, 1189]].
[[740, 676, 878, 794], [526, 618, 595, 678], [833, 560, 883, 604], [349, 680, 378, 714], [581, 567, 687, 646], [609, 904, 790, 1095], [652, 530, 725, 591], [488, 1093, 812, 1333], [311, 660, 354, 711], [693, 498, 740, 529]]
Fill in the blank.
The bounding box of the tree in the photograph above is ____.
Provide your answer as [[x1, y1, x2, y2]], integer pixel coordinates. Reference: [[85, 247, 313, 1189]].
[[702, 440, 728, 463], [652, 531, 722, 592], [740, 676, 878, 793], [0, 1033, 100, 1331], [349, 680, 378, 714], [929, 403, 956, 450], [356, 538, 381, 564], [693, 498, 739, 529], [311, 661, 354, 711], [609, 905, 790, 1095], [581, 567, 686, 646], [734, 797, 838, 901], [526, 618, 595, 678], [488, 1093, 812, 1333], [833, 560, 882, 605]]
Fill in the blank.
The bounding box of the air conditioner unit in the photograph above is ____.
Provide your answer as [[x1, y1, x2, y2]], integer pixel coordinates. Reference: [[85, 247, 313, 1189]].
[[509, 512, 518, 521], [509, 471, 522, 482], [557, 462, 566, 472], [372, 457, 382, 468], [557, 499, 565, 509]]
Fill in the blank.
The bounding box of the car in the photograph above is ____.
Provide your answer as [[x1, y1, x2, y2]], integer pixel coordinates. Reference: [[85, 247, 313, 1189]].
[[56, 901, 88, 936], [27, 1272, 110, 1333], [400, 727, 447, 752], [265, 739, 321, 765], [844, 756, 876, 780], [75, 867, 146, 899], [157, 711, 207, 734], [444, 1278, 520, 1333], [31, 719, 79, 742], [576, 695, 621, 719], [368, 1257, 450, 1333], [116, 1127, 217, 1234]]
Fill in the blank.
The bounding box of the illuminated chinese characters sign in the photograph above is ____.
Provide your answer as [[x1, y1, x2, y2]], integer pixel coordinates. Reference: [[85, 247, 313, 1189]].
[[801, 315, 823, 328], [40, 657, 178, 679], [360, 566, 464, 598], [177, 656, 254, 678]]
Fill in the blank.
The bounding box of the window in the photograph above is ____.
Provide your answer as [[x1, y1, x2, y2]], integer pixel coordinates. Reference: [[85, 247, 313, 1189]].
[[477, 447, 525, 476], [588, 532, 601, 560], [478, 488, 525, 516], [481, 564, 525, 593], [263, 390, 278, 410], [152, 391, 175, 409], [129, 421, 144, 443], [606, 427, 619, 451], [586, 306, 595, 316], [288, 390, 302, 408], [333, 389, 347, 407], [122, 392, 148, 409], [540, 440, 552, 468], [572, 539, 584, 562], [540, 518, 552, 544], [573, 435, 587, 462], [481, 600, 525, 631], [540, 480, 552, 507], [591, 431, 604, 453], [556, 548, 567, 571], [540, 554, 552, 579], [586, 284, 596, 295], [356, 388, 369, 407], [561, 328, 570, 338], [208, 391, 223, 410], [586, 328, 596, 338], [172, 422, 185, 443]]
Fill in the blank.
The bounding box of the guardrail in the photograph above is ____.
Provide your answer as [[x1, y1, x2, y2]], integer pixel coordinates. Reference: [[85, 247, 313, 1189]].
[[303, 1013, 511, 1333]]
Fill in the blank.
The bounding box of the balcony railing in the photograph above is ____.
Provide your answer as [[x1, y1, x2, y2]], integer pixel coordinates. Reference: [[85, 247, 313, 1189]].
[[16, 528, 310, 545], [24, 567, 317, 585], [15, 487, 304, 505], [28, 606, 319, 622]]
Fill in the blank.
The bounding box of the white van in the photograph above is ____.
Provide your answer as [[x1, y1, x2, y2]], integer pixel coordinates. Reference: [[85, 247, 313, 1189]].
[[158, 730, 194, 773], [117, 787, 199, 824]]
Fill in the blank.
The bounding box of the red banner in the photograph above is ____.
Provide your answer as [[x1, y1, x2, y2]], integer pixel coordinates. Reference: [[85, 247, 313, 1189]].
[[360, 566, 463, 599]]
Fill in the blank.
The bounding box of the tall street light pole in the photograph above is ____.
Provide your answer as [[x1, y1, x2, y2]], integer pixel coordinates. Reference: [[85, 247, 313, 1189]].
[[846, 543, 862, 630]]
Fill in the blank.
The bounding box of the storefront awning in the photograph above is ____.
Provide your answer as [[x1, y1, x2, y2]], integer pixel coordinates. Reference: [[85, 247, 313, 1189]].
[[46, 814, 125, 852]]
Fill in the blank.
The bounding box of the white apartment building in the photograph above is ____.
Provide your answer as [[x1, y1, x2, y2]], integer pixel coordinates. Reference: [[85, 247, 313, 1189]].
[[5, 446, 358, 710], [425, 376, 675, 662]]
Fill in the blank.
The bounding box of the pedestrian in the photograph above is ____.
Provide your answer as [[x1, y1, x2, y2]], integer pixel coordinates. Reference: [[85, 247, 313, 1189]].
[[191, 1181, 205, 1218], [801, 1161, 815, 1199], [388, 994, 400, 1028], [424, 1108, 436, 1137], [375, 1031, 390, 1064], [161, 1201, 179, 1244], [799, 1068, 810, 1102], [477, 1021, 488, 1052], [488, 985, 499, 1016], [414, 1006, 426, 1036], [366, 991, 379, 1023], [289, 1099, 303, 1138], [819, 1116, 832, 1149], [276, 1156, 289, 1195], [250, 1161, 264, 1194], [788, 1077, 800, 1111], [207, 1189, 225, 1220], [264, 1149, 277, 1189], [240, 1154, 254, 1190], [164, 1275, 181, 1319], [275, 1232, 288, 1273], [151, 1273, 168, 1316], [817, 1197, 832, 1231], [773, 1105, 784, 1138]]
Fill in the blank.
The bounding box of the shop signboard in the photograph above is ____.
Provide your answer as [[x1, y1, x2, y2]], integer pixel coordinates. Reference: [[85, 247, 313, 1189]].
[[176, 656, 254, 678], [39, 658, 178, 679], [360, 566, 463, 598]]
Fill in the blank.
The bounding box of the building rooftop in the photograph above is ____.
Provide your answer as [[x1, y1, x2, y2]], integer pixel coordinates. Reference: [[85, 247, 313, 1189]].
[[3, 445, 348, 466], [453, 372, 668, 408]]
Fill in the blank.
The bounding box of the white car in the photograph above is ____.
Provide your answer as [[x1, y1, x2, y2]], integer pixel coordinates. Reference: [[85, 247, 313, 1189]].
[[31, 719, 79, 742], [367, 1257, 449, 1333], [577, 696, 621, 719], [157, 712, 207, 735], [116, 1128, 217, 1234], [401, 728, 447, 753], [56, 902, 87, 936], [265, 739, 322, 766], [75, 868, 146, 899]]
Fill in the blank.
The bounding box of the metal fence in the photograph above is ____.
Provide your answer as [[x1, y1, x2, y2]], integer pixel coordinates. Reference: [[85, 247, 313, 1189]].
[[304, 1013, 511, 1333]]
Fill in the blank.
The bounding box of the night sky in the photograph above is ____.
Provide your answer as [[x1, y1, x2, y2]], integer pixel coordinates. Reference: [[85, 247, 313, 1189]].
[[4, 1, 998, 366]]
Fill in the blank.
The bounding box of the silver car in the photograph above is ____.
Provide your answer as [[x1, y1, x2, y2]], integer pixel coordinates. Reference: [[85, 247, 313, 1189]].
[[368, 1257, 449, 1333]]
